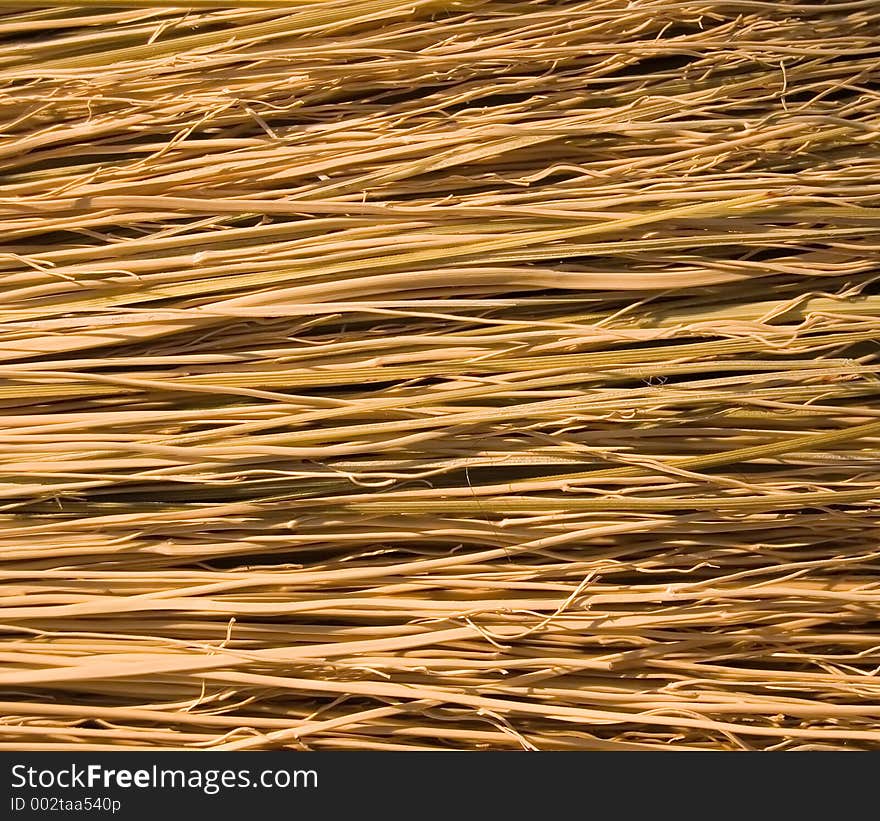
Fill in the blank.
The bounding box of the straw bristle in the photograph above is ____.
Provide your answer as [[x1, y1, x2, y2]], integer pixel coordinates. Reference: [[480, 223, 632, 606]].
[[0, 0, 879, 751]]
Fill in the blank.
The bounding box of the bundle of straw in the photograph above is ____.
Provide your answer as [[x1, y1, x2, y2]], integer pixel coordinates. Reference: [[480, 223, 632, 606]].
[[0, 0, 878, 751]]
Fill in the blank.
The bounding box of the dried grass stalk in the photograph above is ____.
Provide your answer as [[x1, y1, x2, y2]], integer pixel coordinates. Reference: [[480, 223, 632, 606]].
[[0, 0, 879, 751]]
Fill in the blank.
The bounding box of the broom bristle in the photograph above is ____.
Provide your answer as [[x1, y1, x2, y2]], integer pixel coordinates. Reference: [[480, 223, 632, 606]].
[[0, 0, 879, 751]]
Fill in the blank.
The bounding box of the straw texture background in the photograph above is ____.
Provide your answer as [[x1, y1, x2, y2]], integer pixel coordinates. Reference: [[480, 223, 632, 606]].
[[0, 0, 879, 750]]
